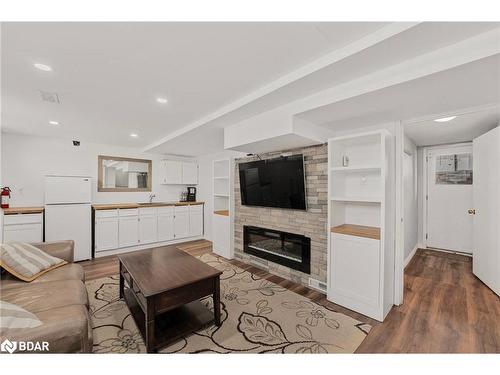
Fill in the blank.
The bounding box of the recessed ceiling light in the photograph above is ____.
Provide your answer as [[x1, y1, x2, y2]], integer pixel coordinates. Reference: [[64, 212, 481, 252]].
[[130, 133, 138, 138], [156, 97, 168, 104], [34, 63, 53, 72], [434, 116, 457, 123], [48, 120, 59, 126]]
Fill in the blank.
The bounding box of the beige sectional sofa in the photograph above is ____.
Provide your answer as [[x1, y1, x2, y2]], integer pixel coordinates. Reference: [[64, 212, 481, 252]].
[[0, 240, 93, 353]]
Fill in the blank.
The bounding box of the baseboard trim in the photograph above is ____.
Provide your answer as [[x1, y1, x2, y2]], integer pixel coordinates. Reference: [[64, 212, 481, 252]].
[[404, 244, 420, 269]]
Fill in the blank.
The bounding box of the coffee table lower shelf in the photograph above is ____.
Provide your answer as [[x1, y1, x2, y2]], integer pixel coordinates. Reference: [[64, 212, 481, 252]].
[[123, 288, 215, 352]]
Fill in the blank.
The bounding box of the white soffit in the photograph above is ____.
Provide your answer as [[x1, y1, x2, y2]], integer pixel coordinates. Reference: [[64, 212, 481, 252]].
[[224, 117, 331, 154]]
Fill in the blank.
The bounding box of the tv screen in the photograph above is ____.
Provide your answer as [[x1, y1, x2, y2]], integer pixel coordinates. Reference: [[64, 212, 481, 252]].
[[239, 154, 306, 210]]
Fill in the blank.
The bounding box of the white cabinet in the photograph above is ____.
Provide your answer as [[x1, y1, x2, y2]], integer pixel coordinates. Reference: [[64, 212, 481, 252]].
[[174, 206, 190, 239], [95, 210, 119, 252], [3, 214, 43, 243], [118, 209, 139, 248], [330, 233, 381, 313], [182, 162, 198, 185], [93, 203, 203, 256], [160, 160, 198, 185], [189, 204, 203, 237], [158, 207, 175, 241], [139, 208, 158, 244], [164, 160, 183, 184], [327, 130, 393, 322]]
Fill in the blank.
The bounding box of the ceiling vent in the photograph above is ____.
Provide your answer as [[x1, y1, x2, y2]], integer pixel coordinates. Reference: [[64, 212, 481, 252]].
[[39, 90, 60, 104]]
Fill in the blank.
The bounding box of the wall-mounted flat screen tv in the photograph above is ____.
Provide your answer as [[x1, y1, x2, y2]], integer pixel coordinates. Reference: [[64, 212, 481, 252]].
[[239, 154, 306, 210]]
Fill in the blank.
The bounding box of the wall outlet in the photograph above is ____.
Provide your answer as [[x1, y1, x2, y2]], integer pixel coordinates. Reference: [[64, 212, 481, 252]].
[[308, 277, 327, 293]]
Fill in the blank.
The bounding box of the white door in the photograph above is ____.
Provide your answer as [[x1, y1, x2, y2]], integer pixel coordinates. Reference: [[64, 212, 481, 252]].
[[139, 214, 158, 244], [426, 145, 473, 253], [182, 162, 198, 185], [158, 208, 175, 241], [45, 204, 92, 261], [189, 205, 203, 237], [174, 208, 189, 239], [165, 161, 183, 184], [95, 217, 119, 252], [119, 216, 139, 248], [472, 127, 500, 296]]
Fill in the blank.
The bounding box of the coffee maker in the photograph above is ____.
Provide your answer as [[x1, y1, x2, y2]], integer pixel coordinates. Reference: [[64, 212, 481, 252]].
[[186, 186, 196, 202]]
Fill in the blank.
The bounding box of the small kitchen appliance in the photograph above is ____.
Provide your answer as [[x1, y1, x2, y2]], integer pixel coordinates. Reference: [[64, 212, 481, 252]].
[[186, 186, 196, 202]]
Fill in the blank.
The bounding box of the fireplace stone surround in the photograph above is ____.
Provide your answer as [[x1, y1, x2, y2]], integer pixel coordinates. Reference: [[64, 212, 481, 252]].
[[234, 143, 328, 289]]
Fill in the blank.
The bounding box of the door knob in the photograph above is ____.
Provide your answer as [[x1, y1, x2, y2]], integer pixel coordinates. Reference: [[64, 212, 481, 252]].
[[468, 209, 476, 215]]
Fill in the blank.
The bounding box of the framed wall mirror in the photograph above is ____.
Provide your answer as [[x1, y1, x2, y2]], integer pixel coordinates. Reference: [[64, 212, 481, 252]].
[[98, 155, 152, 192]]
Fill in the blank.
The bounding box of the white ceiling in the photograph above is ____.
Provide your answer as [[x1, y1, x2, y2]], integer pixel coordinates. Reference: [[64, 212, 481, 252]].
[[297, 54, 500, 132], [404, 106, 499, 147], [1, 22, 389, 146], [2, 22, 499, 155]]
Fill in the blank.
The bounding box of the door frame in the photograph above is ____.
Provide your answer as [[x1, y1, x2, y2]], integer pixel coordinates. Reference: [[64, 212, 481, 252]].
[[422, 142, 473, 250]]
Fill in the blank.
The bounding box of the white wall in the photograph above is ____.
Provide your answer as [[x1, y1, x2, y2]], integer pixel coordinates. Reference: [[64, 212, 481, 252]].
[[403, 135, 419, 262], [1, 133, 193, 206], [197, 149, 245, 241]]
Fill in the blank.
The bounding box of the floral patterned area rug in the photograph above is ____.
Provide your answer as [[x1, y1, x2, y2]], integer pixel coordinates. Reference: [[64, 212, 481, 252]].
[[86, 253, 371, 353]]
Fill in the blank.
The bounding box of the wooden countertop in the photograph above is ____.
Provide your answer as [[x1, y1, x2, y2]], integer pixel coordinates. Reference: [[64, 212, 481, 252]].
[[330, 224, 380, 240], [92, 202, 204, 210], [2, 206, 45, 215]]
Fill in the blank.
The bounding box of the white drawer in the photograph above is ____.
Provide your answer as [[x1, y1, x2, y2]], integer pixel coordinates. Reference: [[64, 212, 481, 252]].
[[4, 213, 43, 225], [189, 204, 203, 214], [118, 208, 139, 217], [174, 206, 189, 213], [95, 209, 118, 218], [157, 206, 174, 215], [139, 207, 157, 216]]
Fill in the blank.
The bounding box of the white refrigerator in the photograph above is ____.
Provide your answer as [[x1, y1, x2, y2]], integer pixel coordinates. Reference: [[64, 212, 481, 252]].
[[45, 176, 92, 261]]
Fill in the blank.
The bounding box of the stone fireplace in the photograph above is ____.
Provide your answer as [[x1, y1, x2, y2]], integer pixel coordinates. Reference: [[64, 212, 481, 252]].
[[234, 143, 328, 289]]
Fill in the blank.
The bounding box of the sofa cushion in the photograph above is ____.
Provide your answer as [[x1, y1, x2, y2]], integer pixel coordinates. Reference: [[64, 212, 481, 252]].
[[1, 263, 85, 289], [0, 301, 42, 334], [0, 304, 91, 353], [0, 242, 67, 282], [1, 279, 89, 313]]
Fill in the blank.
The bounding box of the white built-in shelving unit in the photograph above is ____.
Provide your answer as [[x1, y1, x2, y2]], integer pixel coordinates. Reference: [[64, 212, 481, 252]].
[[212, 158, 234, 259], [327, 130, 394, 322]]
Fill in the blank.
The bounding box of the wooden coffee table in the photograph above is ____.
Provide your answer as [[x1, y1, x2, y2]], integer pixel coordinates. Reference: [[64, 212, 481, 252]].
[[117, 246, 222, 353]]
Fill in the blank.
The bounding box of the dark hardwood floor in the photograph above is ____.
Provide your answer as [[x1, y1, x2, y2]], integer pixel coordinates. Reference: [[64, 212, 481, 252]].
[[80, 241, 500, 353]]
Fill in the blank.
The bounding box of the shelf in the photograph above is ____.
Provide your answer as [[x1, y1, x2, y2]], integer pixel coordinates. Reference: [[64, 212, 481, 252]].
[[214, 193, 230, 197], [213, 176, 229, 180], [214, 210, 229, 216], [330, 165, 381, 173], [330, 196, 381, 203], [331, 224, 380, 240]]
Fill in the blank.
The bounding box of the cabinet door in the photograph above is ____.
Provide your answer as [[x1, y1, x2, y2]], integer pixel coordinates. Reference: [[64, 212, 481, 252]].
[[189, 206, 203, 237], [139, 215, 158, 244], [182, 162, 198, 185], [174, 209, 189, 239], [165, 160, 183, 184], [3, 223, 43, 243], [158, 212, 174, 242], [329, 233, 381, 319], [119, 216, 139, 248], [95, 217, 119, 252]]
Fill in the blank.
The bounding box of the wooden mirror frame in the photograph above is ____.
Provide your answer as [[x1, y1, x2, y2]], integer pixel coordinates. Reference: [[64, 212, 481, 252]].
[[98, 155, 152, 192]]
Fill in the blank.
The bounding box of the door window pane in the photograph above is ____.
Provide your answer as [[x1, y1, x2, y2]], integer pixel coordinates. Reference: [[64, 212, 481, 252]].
[[435, 153, 473, 184]]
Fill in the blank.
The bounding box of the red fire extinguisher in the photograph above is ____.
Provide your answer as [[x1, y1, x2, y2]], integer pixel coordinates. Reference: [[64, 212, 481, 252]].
[[1, 187, 12, 209]]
